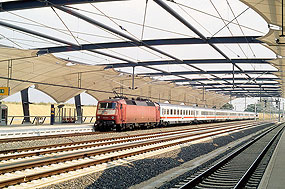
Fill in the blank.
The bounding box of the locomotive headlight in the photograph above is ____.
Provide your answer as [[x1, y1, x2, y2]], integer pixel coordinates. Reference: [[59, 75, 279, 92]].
[[97, 116, 100, 119], [111, 116, 114, 119]]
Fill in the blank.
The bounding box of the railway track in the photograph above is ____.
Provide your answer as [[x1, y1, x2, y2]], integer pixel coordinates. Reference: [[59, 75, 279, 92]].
[[0, 120, 258, 156], [0, 120, 255, 144], [0, 121, 271, 188], [174, 123, 284, 189]]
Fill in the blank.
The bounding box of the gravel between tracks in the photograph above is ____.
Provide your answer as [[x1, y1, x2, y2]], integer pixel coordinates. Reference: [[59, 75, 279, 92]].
[[0, 123, 221, 151], [32, 123, 272, 189]]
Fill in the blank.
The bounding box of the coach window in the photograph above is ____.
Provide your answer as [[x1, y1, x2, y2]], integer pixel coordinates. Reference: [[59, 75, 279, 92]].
[[174, 109, 176, 115], [170, 109, 173, 115]]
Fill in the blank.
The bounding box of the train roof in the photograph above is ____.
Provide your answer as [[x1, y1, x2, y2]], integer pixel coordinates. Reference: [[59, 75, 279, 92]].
[[157, 103, 255, 114]]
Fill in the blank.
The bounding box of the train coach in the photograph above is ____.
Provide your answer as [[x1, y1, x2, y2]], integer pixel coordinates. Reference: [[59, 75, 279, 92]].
[[159, 103, 256, 126], [95, 97, 256, 131]]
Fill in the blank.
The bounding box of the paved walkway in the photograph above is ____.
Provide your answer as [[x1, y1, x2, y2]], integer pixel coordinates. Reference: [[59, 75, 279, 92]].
[[259, 127, 285, 189]]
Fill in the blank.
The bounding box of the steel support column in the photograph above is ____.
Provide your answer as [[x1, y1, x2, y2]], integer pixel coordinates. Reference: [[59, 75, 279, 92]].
[[20, 88, 30, 123], [74, 94, 82, 123]]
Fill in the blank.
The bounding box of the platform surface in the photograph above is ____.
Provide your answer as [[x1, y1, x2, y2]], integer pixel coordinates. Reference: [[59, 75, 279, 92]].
[[259, 127, 285, 189], [0, 123, 94, 139]]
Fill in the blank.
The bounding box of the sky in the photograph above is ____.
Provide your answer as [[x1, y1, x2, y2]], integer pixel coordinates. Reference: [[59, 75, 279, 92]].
[[0, 0, 281, 110]]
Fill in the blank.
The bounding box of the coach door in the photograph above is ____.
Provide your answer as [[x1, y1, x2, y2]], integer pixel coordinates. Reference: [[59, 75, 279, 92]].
[[118, 103, 126, 123]]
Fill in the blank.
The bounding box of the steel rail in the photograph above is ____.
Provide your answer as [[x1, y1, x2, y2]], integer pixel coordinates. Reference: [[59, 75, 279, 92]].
[[0, 120, 253, 145], [0, 123, 255, 174], [0, 122, 264, 188], [0, 122, 260, 161], [234, 125, 285, 188], [178, 123, 281, 188]]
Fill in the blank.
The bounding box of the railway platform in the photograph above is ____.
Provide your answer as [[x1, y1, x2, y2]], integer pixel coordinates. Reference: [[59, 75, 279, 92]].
[[259, 127, 285, 189], [0, 124, 94, 139]]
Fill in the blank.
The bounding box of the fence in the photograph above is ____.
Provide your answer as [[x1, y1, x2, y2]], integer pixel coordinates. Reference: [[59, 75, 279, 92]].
[[6, 116, 96, 125]]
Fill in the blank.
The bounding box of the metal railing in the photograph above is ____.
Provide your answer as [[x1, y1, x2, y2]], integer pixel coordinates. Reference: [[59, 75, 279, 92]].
[[6, 116, 96, 125]]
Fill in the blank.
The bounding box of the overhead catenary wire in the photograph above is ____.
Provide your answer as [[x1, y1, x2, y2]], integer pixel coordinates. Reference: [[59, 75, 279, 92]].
[[153, 0, 260, 99], [155, 1, 246, 89], [51, 6, 81, 46], [0, 0, 276, 98], [141, 0, 149, 40], [209, 0, 246, 58], [89, 3, 166, 60], [55, 4, 225, 89], [175, 3, 242, 62], [64, 5, 197, 38], [0, 33, 23, 49], [210, 7, 250, 38], [4, 10, 139, 62], [166, 0, 265, 35], [0, 18, 120, 40], [2, 4, 224, 95], [225, 0, 257, 58]]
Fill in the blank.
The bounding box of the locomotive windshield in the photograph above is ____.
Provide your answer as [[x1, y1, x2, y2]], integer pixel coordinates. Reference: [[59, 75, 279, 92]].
[[98, 102, 117, 109]]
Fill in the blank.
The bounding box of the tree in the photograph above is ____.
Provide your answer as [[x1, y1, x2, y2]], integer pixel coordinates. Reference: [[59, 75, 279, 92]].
[[244, 104, 262, 113], [221, 103, 234, 110]]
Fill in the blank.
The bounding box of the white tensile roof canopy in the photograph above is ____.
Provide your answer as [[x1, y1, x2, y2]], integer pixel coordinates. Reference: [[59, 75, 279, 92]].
[[0, 0, 282, 106]]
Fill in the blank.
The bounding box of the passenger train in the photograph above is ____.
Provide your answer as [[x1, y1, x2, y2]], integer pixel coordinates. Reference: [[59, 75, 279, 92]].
[[95, 97, 256, 131]]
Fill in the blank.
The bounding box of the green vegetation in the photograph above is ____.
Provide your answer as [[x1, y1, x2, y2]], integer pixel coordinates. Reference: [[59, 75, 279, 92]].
[[220, 103, 234, 110]]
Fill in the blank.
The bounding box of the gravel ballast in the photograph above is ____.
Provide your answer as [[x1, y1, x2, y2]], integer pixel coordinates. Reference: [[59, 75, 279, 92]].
[[34, 122, 274, 189]]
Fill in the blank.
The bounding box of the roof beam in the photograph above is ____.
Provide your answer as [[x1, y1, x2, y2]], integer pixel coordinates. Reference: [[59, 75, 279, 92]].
[[188, 83, 279, 87], [224, 91, 281, 94], [0, 20, 136, 64], [138, 70, 277, 76], [153, 0, 248, 76], [55, 5, 184, 65], [104, 58, 272, 68], [225, 93, 281, 97], [0, 0, 125, 12], [208, 89, 281, 92], [54, 5, 239, 92], [37, 36, 262, 55], [204, 86, 280, 89], [164, 77, 279, 82]]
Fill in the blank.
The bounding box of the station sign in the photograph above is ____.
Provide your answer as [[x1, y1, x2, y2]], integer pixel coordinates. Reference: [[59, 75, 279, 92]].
[[0, 87, 10, 96]]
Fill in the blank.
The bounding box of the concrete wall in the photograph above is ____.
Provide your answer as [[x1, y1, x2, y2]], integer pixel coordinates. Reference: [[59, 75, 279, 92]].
[[3, 102, 97, 125], [4, 102, 96, 116]]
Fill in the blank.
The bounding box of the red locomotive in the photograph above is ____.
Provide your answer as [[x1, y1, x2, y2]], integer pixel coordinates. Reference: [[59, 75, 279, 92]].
[[95, 97, 160, 131]]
